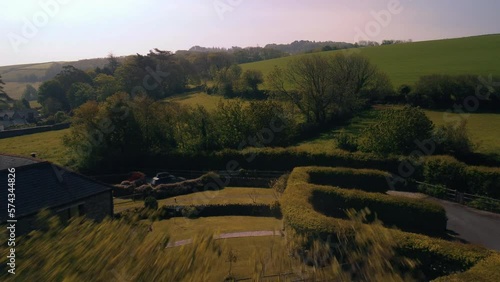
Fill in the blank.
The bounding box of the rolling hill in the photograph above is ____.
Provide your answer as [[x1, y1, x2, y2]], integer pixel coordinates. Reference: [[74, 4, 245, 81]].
[[241, 34, 500, 87]]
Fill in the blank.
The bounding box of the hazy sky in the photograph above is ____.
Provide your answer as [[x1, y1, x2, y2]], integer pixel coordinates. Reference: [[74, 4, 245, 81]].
[[1, 0, 499, 66]]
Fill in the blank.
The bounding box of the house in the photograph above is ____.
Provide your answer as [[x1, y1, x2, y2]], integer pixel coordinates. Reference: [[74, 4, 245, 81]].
[[0, 109, 40, 130], [0, 154, 113, 233]]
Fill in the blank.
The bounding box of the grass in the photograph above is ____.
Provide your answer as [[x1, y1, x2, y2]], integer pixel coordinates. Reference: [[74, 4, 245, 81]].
[[241, 34, 500, 87], [148, 215, 282, 241], [114, 187, 276, 213], [164, 91, 249, 111], [3, 81, 42, 100], [0, 128, 70, 166], [296, 105, 500, 156], [150, 216, 285, 280]]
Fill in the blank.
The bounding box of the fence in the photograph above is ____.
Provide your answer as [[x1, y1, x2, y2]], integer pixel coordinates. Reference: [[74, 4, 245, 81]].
[[414, 180, 500, 213], [0, 123, 70, 139]]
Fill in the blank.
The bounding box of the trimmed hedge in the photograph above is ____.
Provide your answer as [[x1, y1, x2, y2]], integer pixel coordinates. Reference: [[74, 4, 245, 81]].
[[433, 252, 500, 282], [160, 202, 282, 218], [466, 166, 500, 199], [281, 166, 499, 281], [423, 156, 500, 199], [308, 167, 394, 193], [312, 187, 447, 235]]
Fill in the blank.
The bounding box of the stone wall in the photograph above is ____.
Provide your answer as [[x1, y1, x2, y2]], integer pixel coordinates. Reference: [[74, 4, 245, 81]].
[[0, 123, 70, 139]]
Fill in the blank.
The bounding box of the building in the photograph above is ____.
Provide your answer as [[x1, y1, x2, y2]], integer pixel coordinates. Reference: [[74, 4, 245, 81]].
[[0, 154, 113, 233], [0, 109, 40, 130]]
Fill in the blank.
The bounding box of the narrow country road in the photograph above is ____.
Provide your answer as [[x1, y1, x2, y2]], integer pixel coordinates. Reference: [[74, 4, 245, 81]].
[[436, 199, 500, 251]]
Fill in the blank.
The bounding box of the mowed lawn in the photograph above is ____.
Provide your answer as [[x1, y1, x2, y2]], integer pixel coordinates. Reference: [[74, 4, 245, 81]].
[[241, 34, 500, 87], [0, 129, 71, 165], [114, 187, 276, 213]]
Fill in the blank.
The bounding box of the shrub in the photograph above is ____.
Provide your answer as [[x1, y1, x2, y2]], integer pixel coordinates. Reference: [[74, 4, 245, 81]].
[[434, 119, 476, 156], [423, 156, 467, 191], [335, 130, 358, 152], [433, 253, 500, 281], [144, 196, 158, 210], [181, 206, 199, 219], [417, 183, 447, 199], [308, 167, 393, 193], [358, 106, 434, 155], [161, 203, 280, 218], [468, 197, 500, 213], [466, 166, 500, 199]]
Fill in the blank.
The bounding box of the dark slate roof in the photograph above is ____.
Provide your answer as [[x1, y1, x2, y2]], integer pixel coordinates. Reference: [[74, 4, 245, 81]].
[[0, 161, 113, 222], [0, 154, 40, 171]]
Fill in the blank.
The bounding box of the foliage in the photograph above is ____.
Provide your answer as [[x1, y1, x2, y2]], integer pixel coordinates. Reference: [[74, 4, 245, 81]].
[[409, 74, 500, 111], [465, 166, 500, 199], [335, 129, 358, 152], [144, 196, 158, 210], [0, 212, 222, 281], [308, 167, 393, 193], [21, 84, 38, 101], [422, 156, 467, 191], [417, 183, 447, 199], [467, 197, 500, 214], [358, 106, 434, 155], [267, 53, 390, 124], [434, 119, 476, 155]]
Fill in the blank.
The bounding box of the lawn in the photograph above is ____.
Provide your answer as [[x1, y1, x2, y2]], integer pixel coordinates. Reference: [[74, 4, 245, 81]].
[[241, 34, 500, 87], [149, 215, 282, 241], [0, 128, 70, 166], [164, 91, 249, 111], [150, 216, 286, 280], [114, 187, 276, 213]]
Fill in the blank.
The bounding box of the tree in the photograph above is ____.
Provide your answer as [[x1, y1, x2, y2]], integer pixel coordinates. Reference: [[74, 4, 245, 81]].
[[22, 84, 38, 101], [0, 75, 11, 108], [358, 106, 434, 155], [67, 83, 95, 109], [38, 80, 68, 114], [213, 64, 242, 98], [93, 74, 121, 101], [241, 69, 264, 93], [268, 53, 390, 124]]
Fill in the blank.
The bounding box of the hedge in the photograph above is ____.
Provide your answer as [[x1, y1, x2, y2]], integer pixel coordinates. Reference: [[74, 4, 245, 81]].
[[466, 166, 500, 199], [308, 167, 394, 193], [133, 172, 223, 200], [281, 166, 499, 280], [433, 252, 500, 282], [312, 187, 447, 235], [423, 156, 500, 199]]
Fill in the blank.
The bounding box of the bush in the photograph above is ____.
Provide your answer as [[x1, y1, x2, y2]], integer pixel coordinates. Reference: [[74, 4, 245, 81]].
[[144, 196, 158, 210], [161, 203, 280, 218], [423, 156, 467, 191], [466, 166, 500, 199], [468, 198, 500, 213], [358, 106, 434, 155], [417, 183, 447, 199], [181, 206, 199, 219], [434, 119, 476, 156], [308, 167, 393, 193], [335, 130, 358, 152]]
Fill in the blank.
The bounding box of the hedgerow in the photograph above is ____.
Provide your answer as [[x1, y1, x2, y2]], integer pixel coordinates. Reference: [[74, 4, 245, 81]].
[[281, 166, 499, 280], [307, 167, 393, 193]]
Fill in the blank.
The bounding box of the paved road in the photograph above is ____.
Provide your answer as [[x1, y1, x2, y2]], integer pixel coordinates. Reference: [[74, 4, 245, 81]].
[[436, 199, 500, 251]]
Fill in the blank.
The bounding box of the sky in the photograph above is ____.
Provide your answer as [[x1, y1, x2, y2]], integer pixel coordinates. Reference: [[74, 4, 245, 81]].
[[0, 0, 499, 66]]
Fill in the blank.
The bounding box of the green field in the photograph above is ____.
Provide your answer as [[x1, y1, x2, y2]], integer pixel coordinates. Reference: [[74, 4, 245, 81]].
[[241, 34, 500, 87], [296, 105, 500, 156], [164, 91, 249, 111], [0, 129, 70, 165], [114, 187, 275, 213]]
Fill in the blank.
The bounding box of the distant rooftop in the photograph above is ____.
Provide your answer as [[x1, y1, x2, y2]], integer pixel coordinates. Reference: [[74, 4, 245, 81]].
[[0, 153, 40, 171]]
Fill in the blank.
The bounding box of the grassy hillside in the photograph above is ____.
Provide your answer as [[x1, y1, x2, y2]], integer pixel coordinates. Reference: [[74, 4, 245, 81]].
[[164, 92, 249, 111], [241, 34, 500, 87]]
